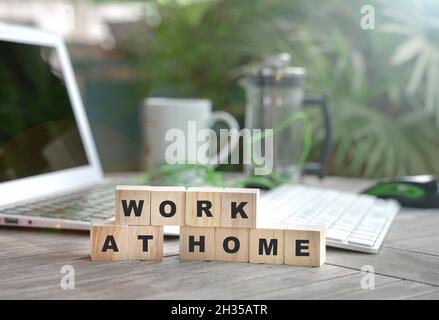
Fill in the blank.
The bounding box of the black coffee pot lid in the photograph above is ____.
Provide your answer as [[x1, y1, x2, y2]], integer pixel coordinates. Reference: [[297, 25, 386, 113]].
[[245, 53, 306, 86]]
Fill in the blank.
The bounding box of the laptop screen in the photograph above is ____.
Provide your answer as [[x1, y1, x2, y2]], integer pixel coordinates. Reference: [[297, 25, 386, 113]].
[[0, 40, 89, 183]]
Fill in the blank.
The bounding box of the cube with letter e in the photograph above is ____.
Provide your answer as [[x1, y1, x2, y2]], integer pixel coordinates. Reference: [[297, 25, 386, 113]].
[[284, 227, 326, 267]]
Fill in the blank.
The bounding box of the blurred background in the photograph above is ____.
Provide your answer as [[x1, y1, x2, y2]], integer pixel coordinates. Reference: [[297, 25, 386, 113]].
[[1, 0, 438, 178]]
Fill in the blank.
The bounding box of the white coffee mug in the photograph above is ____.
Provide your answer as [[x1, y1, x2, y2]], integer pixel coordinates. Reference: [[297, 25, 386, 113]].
[[142, 97, 240, 170]]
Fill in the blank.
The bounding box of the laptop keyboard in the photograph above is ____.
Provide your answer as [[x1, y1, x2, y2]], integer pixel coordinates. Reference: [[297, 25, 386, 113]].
[[0, 184, 115, 222], [260, 184, 400, 253], [2, 181, 400, 252]]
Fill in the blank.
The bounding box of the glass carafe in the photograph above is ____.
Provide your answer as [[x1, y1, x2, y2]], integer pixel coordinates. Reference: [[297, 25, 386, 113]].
[[241, 53, 332, 182]]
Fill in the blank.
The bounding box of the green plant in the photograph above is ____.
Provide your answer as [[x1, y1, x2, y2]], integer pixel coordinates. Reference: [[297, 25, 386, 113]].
[[139, 0, 439, 178], [381, 0, 439, 122]]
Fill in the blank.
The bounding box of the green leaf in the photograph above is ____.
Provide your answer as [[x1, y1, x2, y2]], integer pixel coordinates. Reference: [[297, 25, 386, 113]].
[[390, 37, 425, 65]]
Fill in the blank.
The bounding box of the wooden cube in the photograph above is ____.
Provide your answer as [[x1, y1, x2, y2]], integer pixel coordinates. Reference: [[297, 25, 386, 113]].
[[115, 185, 150, 226], [185, 187, 222, 227], [150, 186, 186, 226], [214, 227, 249, 263], [128, 226, 163, 261], [180, 226, 215, 261], [90, 224, 129, 261], [221, 188, 258, 228], [249, 228, 284, 265], [284, 227, 326, 267]]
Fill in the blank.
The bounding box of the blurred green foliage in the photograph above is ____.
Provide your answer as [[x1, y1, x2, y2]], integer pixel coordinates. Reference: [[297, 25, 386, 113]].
[[138, 0, 439, 178]]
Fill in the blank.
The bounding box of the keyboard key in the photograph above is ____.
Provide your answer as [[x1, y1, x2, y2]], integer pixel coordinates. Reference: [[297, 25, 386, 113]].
[[349, 232, 377, 241], [348, 237, 376, 247], [351, 229, 377, 237], [327, 229, 351, 241], [0, 209, 21, 215]]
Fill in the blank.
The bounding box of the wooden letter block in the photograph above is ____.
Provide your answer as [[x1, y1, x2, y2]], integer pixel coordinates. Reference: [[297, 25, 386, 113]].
[[249, 228, 284, 265], [185, 187, 222, 227], [214, 227, 249, 263], [180, 226, 214, 261], [151, 186, 186, 226], [284, 227, 326, 267], [115, 185, 150, 226], [221, 188, 258, 228], [90, 224, 128, 261], [128, 226, 163, 261]]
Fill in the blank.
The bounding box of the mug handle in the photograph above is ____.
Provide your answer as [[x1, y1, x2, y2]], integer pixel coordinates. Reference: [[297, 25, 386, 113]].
[[209, 111, 240, 166], [302, 94, 332, 178]]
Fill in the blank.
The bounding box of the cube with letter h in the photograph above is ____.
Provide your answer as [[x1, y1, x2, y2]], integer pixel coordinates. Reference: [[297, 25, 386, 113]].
[[90, 185, 326, 267]]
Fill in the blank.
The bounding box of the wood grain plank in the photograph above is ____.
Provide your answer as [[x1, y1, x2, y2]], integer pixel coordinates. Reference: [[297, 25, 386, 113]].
[[1, 176, 438, 299], [251, 273, 436, 300], [331, 279, 439, 300], [0, 256, 351, 299], [326, 246, 439, 286]]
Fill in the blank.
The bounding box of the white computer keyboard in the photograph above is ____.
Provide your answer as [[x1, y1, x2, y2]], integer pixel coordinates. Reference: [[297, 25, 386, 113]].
[[259, 184, 400, 253]]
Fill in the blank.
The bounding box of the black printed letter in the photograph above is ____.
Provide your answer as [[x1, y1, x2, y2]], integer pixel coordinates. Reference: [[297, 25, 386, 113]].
[[197, 200, 213, 217], [102, 235, 119, 252], [223, 236, 240, 253], [189, 235, 205, 252], [296, 240, 310, 256], [159, 200, 176, 217], [122, 200, 144, 217], [231, 202, 248, 219], [138, 235, 154, 252], [258, 238, 278, 255]]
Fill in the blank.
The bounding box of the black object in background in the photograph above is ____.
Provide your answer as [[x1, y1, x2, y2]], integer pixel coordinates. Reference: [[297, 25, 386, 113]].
[[362, 175, 439, 208], [0, 40, 89, 183]]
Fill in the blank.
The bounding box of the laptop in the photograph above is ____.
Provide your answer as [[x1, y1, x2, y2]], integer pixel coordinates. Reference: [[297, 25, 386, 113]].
[[0, 23, 175, 235], [0, 24, 399, 253]]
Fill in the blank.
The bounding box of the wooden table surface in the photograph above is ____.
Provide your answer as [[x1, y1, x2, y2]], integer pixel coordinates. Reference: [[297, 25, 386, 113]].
[[1, 176, 438, 299]]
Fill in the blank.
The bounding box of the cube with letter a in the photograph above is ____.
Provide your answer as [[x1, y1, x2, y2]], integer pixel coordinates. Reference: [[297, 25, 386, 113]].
[[90, 224, 128, 261]]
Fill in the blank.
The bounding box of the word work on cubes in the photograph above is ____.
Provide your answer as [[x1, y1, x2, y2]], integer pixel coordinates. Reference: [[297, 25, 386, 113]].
[[90, 185, 326, 267]]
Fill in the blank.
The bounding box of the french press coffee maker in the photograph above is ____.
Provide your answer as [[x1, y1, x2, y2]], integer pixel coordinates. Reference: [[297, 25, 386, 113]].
[[241, 53, 332, 185]]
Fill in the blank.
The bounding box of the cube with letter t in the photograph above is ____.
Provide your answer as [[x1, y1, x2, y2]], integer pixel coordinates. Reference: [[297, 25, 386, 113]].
[[128, 225, 163, 260]]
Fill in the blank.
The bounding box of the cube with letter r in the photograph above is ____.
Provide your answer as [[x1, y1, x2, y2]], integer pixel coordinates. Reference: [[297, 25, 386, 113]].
[[185, 187, 222, 227]]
